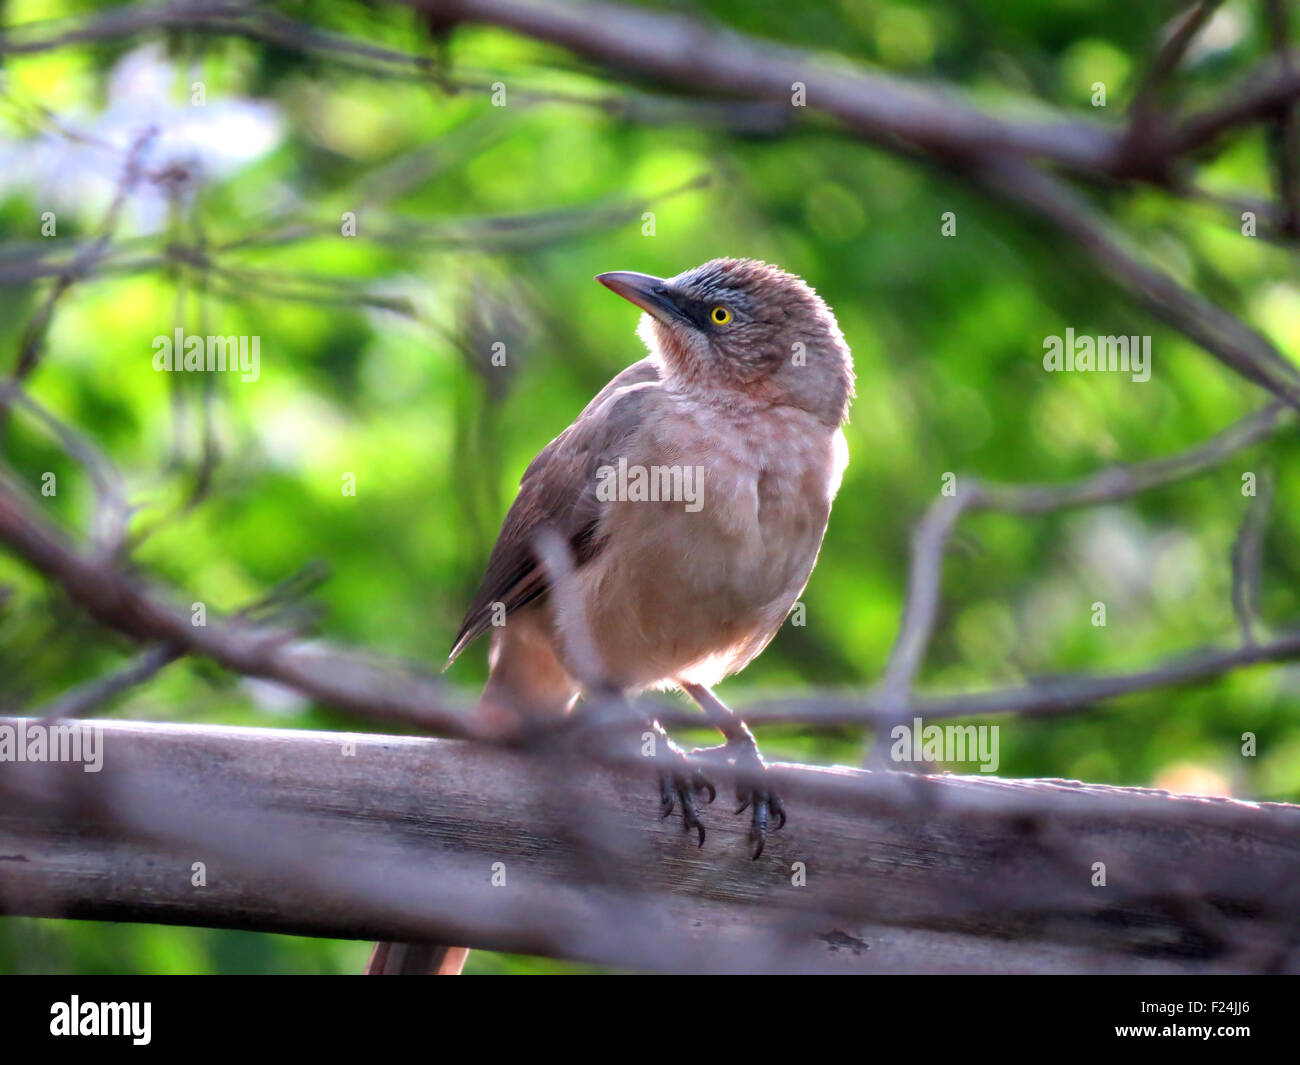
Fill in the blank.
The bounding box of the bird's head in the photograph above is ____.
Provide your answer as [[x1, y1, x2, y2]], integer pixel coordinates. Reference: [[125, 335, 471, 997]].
[[596, 258, 854, 426]]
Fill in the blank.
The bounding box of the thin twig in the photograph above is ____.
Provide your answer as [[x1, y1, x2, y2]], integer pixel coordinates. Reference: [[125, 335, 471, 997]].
[[1, 127, 156, 417], [1231, 469, 1275, 645], [35, 645, 182, 720]]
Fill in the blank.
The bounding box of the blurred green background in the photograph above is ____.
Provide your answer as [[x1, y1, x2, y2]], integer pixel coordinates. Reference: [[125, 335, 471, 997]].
[[1, 0, 1297, 973]]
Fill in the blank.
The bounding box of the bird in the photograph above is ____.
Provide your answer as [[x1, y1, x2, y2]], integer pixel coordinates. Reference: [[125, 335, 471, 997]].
[[366, 257, 853, 975]]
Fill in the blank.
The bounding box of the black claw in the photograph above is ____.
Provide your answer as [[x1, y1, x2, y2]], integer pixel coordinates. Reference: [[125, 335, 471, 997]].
[[681, 790, 702, 844], [658, 766, 715, 846], [771, 794, 787, 832], [659, 777, 676, 820], [720, 736, 787, 858], [735, 786, 786, 859]]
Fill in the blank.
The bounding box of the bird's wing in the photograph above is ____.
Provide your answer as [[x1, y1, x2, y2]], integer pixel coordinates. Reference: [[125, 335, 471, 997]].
[[446, 357, 662, 665]]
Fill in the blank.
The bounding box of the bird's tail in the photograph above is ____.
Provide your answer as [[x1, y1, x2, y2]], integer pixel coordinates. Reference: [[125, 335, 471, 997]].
[[365, 942, 469, 975], [363, 612, 581, 975]]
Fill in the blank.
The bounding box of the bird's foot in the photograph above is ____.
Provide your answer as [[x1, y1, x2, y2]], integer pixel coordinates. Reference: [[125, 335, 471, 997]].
[[658, 756, 716, 846], [691, 737, 786, 859]]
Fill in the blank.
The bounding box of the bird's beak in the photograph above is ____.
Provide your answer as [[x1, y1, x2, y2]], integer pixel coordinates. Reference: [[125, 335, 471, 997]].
[[595, 271, 689, 325]]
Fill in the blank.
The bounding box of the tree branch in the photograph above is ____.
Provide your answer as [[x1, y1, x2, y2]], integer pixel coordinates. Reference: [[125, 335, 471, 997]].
[[3, 717, 1297, 973]]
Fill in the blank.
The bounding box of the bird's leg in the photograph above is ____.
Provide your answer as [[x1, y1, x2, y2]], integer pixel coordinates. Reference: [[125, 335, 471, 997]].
[[648, 721, 716, 846], [573, 688, 716, 846], [680, 682, 785, 859]]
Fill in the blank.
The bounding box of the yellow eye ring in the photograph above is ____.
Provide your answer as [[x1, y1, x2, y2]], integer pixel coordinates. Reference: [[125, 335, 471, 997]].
[[710, 305, 732, 325]]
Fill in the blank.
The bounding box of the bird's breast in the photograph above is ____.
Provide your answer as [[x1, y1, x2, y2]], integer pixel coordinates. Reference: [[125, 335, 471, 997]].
[[566, 399, 847, 689]]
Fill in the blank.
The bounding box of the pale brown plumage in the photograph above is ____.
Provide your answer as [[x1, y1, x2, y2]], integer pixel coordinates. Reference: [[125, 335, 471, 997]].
[[368, 258, 852, 974], [452, 258, 852, 723]]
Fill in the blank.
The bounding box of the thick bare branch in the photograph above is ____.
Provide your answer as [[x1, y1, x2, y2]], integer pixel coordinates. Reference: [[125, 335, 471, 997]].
[[423, 0, 1300, 412], [3, 718, 1297, 973], [423, 0, 1124, 173], [0, 477, 481, 738], [977, 159, 1300, 408]]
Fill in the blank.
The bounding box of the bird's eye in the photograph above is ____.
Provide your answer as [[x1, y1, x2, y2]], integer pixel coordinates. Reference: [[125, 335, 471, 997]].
[[710, 305, 732, 325]]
